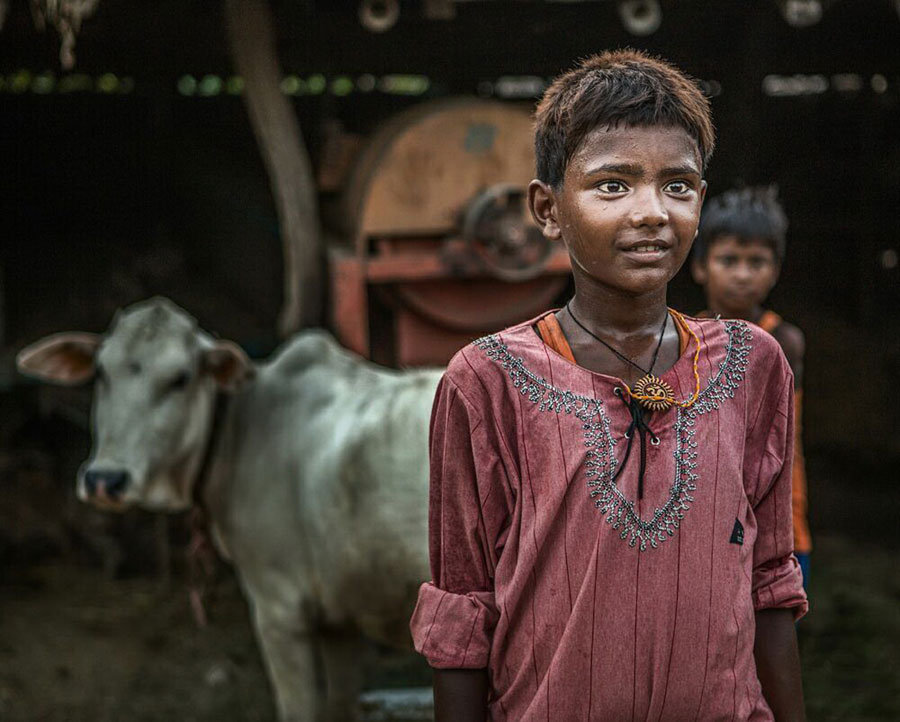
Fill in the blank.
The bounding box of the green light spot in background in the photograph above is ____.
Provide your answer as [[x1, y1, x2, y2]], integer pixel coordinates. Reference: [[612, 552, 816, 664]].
[[871, 74, 888, 94], [378, 74, 430, 95], [307, 74, 326, 94], [97, 73, 118, 93], [177, 75, 198, 96], [199, 75, 222, 96], [58, 74, 93, 93], [357, 74, 376, 92], [226, 76, 244, 95], [11, 70, 31, 93], [280, 75, 305, 95], [331, 76, 354, 96], [32, 73, 55, 94]]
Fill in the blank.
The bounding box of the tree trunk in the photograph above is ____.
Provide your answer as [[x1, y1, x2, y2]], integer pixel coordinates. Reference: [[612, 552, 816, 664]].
[[224, 0, 322, 335]]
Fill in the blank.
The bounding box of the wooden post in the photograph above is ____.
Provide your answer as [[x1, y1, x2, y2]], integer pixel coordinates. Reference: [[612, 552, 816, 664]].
[[224, 0, 323, 335], [0, 262, 5, 349]]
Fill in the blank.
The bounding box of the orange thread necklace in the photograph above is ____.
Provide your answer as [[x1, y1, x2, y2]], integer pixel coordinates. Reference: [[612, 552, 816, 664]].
[[565, 303, 701, 412]]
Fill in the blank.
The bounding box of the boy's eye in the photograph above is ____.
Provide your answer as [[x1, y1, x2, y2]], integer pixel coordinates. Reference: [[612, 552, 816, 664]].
[[716, 256, 737, 267], [664, 180, 691, 194], [596, 180, 628, 193]]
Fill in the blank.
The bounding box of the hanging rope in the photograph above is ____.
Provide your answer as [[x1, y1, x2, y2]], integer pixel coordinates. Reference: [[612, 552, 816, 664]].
[[30, 0, 101, 69]]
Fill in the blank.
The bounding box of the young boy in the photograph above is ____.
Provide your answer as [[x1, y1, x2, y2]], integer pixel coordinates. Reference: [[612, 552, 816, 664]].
[[411, 50, 807, 721], [692, 186, 812, 589]]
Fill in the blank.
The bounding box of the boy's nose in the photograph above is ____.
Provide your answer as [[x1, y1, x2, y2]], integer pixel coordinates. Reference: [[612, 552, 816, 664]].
[[629, 190, 668, 227]]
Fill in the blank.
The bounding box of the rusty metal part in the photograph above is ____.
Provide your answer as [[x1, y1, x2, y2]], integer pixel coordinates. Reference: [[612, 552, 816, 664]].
[[333, 97, 572, 366], [423, 0, 456, 20], [618, 0, 662, 36], [461, 183, 551, 282], [358, 0, 400, 33], [341, 97, 536, 247], [390, 278, 568, 334]]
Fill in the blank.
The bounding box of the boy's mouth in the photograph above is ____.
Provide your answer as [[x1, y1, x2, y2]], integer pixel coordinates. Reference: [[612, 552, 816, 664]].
[[724, 288, 762, 306], [619, 239, 672, 261]]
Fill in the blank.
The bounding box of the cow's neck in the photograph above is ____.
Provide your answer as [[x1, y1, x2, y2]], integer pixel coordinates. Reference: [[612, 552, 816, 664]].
[[185, 391, 232, 626], [193, 392, 231, 512]]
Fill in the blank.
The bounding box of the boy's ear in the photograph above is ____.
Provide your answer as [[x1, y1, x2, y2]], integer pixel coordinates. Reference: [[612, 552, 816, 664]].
[[768, 260, 782, 290], [690, 257, 708, 285], [527, 180, 562, 241]]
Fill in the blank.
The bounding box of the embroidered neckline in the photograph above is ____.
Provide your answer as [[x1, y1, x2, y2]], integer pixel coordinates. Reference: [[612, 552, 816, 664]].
[[474, 319, 753, 551]]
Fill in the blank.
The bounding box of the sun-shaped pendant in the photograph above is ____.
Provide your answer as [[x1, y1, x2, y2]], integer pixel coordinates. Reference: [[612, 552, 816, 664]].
[[632, 374, 675, 411]]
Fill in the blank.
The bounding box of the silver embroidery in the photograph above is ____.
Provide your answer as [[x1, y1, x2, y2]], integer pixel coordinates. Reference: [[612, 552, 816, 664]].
[[474, 320, 753, 551]]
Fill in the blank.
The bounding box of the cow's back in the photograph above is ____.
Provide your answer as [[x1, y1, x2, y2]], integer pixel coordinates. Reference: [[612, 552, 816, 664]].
[[222, 330, 441, 647]]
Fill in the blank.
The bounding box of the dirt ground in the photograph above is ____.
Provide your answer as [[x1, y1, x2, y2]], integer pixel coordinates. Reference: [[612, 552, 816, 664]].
[[0, 555, 439, 722], [1, 454, 898, 721], [0, 563, 277, 722]]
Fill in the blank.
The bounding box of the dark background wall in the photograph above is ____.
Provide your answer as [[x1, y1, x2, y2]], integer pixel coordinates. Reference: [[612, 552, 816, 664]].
[[1, 4, 899, 719], [1, 0, 898, 457]]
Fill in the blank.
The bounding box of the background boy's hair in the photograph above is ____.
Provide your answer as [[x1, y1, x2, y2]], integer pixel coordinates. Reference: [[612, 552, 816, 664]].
[[695, 185, 789, 263], [534, 49, 715, 188]]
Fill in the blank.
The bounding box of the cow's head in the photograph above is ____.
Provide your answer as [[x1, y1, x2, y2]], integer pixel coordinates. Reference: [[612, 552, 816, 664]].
[[16, 297, 254, 512]]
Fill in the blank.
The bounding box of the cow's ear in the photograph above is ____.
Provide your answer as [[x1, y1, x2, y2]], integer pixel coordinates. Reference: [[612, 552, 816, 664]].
[[202, 340, 255, 392], [16, 333, 102, 386]]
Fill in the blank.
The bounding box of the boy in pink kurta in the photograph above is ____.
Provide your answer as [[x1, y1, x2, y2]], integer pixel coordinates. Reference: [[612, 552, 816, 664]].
[[411, 50, 807, 721], [413, 312, 806, 720]]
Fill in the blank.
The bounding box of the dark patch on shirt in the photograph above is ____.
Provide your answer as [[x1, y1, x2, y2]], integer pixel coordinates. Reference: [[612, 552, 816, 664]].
[[730, 518, 744, 545]]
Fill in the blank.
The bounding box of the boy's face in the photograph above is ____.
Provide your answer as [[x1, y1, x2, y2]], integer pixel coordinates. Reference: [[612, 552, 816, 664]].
[[529, 124, 706, 297], [691, 236, 780, 317]]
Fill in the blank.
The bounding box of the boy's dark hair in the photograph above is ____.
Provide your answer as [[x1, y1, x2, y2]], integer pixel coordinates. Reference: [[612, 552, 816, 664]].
[[695, 185, 788, 263], [534, 49, 715, 188]]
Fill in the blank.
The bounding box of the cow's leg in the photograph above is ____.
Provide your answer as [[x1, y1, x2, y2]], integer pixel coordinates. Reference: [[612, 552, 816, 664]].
[[320, 633, 368, 721], [250, 603, 320, 722]]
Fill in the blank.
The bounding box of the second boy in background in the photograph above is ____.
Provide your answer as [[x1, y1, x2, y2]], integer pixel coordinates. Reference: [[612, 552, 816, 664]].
[[692, 186, 813, 588]]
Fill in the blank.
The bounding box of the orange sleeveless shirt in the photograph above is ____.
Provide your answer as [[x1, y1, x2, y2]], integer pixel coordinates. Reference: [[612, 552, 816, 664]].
[[757, 312, 812, 554]]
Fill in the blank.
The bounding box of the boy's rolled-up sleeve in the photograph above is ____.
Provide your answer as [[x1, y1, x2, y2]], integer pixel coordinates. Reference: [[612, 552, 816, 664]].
[[410, 370, 513, 669], [748, 367, 809, 620]]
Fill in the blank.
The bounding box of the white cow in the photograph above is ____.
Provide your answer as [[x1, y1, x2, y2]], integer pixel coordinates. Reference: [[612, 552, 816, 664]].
[[17, 297, 441, 721]]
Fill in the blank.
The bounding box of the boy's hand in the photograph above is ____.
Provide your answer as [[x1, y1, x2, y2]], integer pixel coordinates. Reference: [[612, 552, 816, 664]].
[[433, 668, 489, 722], [754, 608, 806, 721]]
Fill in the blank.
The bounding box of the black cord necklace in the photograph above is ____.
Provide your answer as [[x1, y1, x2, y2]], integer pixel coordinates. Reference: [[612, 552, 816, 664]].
[[564, 301, 671, 501], [565, 301, 668, 378]]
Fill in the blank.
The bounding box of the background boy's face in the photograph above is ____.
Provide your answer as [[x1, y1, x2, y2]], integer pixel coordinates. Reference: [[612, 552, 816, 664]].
[[691, 235, 780, 316], [530, 124, 706, 297]]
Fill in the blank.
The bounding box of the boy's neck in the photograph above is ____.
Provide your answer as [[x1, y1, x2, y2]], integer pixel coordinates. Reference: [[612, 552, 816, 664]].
[[706, 301, 765, 324], [568, 282, 669, 337]]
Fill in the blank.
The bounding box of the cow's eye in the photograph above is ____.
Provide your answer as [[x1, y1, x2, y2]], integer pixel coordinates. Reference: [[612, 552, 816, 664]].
[[169, 371, 191, 391]]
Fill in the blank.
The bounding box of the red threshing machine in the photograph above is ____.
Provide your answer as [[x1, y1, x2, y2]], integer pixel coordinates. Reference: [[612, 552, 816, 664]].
[[329, 97, 571, 367]]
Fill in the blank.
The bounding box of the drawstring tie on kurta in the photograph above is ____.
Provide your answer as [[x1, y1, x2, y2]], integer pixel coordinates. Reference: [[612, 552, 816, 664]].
[[612, 387, 659, 499]]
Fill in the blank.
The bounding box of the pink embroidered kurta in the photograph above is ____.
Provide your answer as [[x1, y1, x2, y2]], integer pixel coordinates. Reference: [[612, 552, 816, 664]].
[[410, 313, 807, 721]]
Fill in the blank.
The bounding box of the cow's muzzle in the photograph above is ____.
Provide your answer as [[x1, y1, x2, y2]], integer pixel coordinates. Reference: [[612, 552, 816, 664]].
[[84, 468, 131, 501]]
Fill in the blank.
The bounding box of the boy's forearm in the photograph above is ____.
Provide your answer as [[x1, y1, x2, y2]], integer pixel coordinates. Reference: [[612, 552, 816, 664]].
[[433, 668, 489, 722], [754, 608, 806, 721]]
